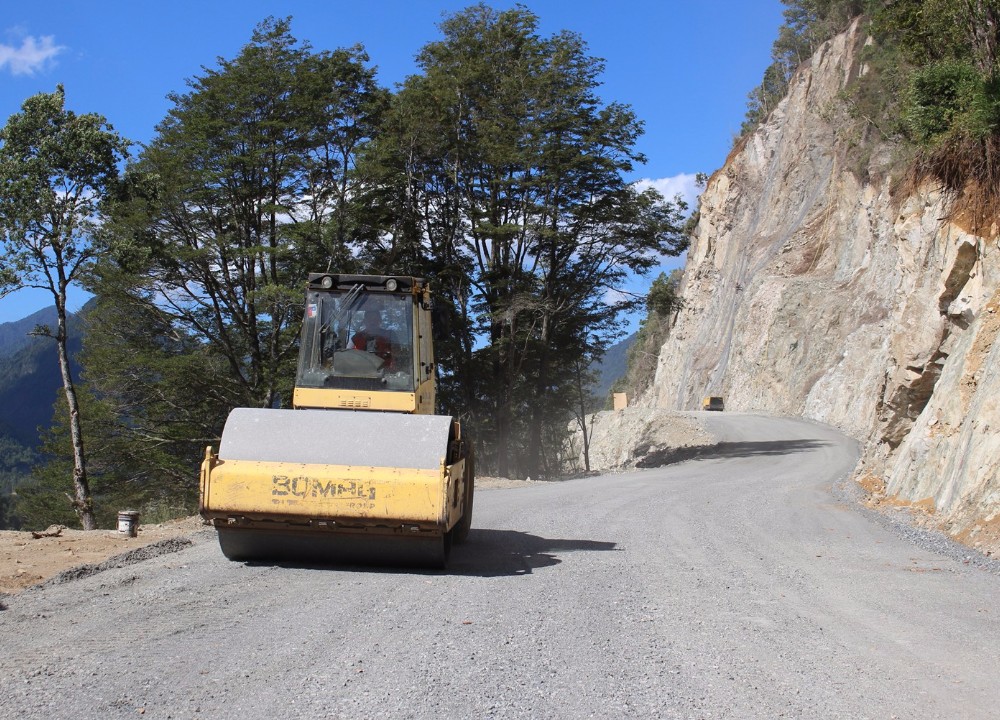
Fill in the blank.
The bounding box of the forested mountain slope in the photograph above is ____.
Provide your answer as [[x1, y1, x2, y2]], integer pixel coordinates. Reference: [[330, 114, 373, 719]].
[[0, 307, 85, 527], [645, 18, 999, 550], [0, 307, 82, 449]]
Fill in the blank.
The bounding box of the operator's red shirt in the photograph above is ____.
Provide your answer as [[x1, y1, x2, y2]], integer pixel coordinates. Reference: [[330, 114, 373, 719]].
[[352, 331, 393, 368]]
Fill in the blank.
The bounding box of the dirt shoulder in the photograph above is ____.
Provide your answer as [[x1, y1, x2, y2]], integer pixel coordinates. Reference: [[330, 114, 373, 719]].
[[854, 472, 1000, 560], [0, 515, 207, 595]]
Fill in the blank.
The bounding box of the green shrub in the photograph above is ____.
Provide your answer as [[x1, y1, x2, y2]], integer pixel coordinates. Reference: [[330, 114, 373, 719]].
[[907, 60, 981, 142]]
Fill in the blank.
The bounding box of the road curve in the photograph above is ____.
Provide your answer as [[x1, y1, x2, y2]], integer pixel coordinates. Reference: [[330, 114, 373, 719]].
[[2, 414, 999, 719]]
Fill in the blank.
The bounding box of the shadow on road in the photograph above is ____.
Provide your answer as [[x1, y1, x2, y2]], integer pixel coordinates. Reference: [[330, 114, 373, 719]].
[[244, 529, 617, 578], [636, 439, 830, 468], [447, 529, 619, 577]]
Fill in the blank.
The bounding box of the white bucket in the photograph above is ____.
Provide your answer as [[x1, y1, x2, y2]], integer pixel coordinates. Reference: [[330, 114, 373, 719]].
[[117, 510, 139, 537]]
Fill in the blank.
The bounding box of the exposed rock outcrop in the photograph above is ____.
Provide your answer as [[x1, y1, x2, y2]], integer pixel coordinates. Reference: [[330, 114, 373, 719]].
[[642, 20, 999, 551], [566, 409, 715, 473]]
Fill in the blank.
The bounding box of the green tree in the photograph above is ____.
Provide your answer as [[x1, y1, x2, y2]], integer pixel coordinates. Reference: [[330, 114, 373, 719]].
[[84, 18, 387, 508], [103, 18, 387, 412], [0, 436, 36, 529], [363, 5, 687, 476], [0, 87, 130, 530], [869, 0, 1000, 221], [27, 298, 230, 527], [870, 0, 1000, 143], [17, 390, 103, 530], [870, 0, 968, 67]]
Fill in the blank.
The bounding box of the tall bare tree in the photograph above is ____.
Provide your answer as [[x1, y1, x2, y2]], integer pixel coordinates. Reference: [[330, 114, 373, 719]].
[[0, 86, 130, 529]]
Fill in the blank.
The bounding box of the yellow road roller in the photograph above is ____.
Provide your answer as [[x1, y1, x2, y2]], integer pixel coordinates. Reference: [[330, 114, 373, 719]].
[[199, 274, 474, 568]]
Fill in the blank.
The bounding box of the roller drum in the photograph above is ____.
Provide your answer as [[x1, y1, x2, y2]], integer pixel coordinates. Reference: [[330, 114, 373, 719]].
[[203, 407, 465, 568], [219, 407, 454, 469]]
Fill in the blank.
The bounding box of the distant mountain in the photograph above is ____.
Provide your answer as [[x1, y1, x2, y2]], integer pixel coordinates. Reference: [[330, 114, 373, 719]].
[[0, 307, 83, 449], [591, 332, 635, 402], [0, 306, 58, 357]]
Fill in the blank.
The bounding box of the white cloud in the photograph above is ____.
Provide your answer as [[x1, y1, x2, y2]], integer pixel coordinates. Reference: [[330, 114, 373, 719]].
[[634, 173, 701, 214], [0, 34, 64, 76]]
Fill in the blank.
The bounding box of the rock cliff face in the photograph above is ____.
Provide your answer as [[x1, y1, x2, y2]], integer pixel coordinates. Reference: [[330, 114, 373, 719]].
[[643, 20, 999, 550]]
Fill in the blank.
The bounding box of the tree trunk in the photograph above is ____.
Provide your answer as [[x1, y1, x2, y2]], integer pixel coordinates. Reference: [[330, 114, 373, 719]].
[[492, 315, 512, 478], [576, 362, 592, 473], [966, 1, 999, 75], [493, 355, 512, 479], [525, 313, 551, 478], [55, 297, 95, 530]]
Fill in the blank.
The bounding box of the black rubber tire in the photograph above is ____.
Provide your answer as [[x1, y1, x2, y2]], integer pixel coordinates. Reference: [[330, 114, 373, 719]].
[[452, 447, 475, 544]]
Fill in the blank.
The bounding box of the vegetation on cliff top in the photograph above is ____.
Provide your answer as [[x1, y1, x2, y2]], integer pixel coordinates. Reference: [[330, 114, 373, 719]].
[[743, 0, 1000, 227]]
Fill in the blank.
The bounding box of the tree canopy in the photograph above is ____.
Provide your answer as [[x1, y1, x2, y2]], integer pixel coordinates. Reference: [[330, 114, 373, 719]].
[[46, 18, 391, 521], [103, 17, 389, 411], [360, 4, 687, 476]]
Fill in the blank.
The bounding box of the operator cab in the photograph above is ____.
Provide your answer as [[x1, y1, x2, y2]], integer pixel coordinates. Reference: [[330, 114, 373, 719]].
[[294, 274, 436, 413]]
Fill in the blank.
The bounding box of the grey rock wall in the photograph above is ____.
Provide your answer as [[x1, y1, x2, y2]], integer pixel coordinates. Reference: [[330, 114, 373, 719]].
[[643, 19, 999, 546]]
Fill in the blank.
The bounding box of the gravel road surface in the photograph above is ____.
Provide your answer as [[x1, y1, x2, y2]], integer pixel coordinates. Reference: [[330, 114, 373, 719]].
[[2, 414, 998, 719]]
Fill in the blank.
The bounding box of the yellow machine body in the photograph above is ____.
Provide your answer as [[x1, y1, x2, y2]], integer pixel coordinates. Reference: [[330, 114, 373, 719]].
[[199, 274, 474, 567], [202, 451, 466, 524]]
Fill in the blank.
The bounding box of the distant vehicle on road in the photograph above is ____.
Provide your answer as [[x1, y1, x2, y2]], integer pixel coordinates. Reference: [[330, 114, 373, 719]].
[[702, 396, 725, 411]]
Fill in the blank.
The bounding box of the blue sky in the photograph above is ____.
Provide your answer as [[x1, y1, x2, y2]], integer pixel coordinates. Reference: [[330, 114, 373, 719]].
[[0, 1, 785, 325]]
